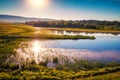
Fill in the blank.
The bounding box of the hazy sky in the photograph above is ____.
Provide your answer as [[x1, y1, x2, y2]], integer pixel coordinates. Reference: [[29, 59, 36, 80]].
[[0, 0, 120, 21]]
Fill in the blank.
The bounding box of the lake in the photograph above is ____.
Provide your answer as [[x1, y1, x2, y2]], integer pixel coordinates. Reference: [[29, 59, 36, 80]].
[[7, 32, 120, 65]]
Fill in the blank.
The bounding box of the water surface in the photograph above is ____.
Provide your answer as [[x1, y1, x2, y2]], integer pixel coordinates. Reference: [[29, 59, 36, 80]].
[[6, 32, 120, 65]]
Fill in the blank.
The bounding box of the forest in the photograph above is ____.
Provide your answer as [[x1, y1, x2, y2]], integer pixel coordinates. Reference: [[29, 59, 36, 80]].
[[25, 20, 120, 30]]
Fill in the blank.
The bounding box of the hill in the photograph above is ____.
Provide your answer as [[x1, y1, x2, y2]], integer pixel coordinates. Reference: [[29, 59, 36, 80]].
[[0, 14, 55, 23]]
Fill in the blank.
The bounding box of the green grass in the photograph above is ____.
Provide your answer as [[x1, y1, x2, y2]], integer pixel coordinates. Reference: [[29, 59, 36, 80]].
[[45, 27, 120, 34], [0, 64, 120, 80], [0, 22, 120, 80], [0, 23, 35, 36], [40, 35, 95, 40], [0, 38, 118, 80], [79, 72, 120, 80], [0, 38, 24, 65], [0, 23, 96, 40]]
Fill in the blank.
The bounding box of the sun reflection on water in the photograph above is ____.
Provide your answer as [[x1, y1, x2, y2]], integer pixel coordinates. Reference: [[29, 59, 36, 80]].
[[30, 40, 47, 64], [6, 40, 120, 68], [32, 40, 41, 53]]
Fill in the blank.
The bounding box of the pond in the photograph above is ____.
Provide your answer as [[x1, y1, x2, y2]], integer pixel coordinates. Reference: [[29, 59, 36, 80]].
[[6, 32, 120, 66]]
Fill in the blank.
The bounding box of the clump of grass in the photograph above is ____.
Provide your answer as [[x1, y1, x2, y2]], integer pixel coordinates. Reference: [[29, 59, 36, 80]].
[[43, 35, 96, 40]]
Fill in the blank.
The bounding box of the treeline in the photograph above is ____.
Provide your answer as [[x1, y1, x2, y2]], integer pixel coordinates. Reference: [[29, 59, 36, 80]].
[[25, 20, 120, 30]]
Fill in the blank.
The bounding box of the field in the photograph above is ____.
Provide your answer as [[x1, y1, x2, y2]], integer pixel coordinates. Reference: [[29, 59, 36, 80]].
[[0, 22, 95, 39], [0, 22, 120, 80]]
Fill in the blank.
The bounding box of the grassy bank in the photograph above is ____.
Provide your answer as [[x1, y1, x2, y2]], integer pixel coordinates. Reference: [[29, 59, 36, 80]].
[[0, 35, 95, 40], [1, 38, 120, 80], [0, 64, 120, 80], [44, 27, 120, 34], [0, 22, 120, 80], [78, 71, 120, 80], [0, 23, 95, 40], [0, 38, 24, 65]]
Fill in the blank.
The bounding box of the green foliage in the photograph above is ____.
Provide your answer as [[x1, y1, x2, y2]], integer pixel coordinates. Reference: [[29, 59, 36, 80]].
[[53, 57, 58, 64], [0, 22, 120, 80], [55, 60, 120, 73], [0, 22, 96, 39], [0, 39, 21, 65], [0, 64, 120, 80], [0, 73, 11, 80], [82, 72, 120, 80], [25, 20, 120, 30], [44, 35, 95, 40], [0, 23, 35, 36]]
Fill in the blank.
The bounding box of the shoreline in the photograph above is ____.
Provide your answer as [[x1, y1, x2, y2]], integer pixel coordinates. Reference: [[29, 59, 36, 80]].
[[39, 27, 120, 34], [0, 35, 96, 40]]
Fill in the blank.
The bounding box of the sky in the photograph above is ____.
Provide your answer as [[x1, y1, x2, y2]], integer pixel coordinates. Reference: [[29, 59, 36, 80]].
[[0, 0, 120, 21]]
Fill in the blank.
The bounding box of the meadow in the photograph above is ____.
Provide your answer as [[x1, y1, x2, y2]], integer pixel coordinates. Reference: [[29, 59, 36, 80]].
[[0, 22, 95, 40], [0, 22, 120, 80]]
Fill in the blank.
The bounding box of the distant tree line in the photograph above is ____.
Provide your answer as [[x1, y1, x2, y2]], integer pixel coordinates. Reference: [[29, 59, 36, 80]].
[[25, 20, 120, 30]]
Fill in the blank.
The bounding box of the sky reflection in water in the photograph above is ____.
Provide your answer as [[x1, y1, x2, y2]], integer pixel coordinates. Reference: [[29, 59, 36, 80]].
[[6, 33, 120, 65]]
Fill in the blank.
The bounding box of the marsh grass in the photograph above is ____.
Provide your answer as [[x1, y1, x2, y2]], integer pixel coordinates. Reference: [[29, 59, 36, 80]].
[[0, 23, 95, 39], [0, 64, 120, 80], [0, 23, 120, 80], [46, 27, 120, 34]]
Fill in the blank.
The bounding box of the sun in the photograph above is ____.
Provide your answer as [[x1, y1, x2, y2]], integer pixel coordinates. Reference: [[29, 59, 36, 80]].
[[28, 0, 49, 9]]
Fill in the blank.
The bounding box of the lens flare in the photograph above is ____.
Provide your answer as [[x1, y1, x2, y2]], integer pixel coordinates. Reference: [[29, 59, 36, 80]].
[[27, 0, 49, 9]]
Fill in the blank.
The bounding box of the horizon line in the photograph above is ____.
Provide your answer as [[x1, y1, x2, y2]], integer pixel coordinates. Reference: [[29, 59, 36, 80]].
[[0, 14, 120, 22]]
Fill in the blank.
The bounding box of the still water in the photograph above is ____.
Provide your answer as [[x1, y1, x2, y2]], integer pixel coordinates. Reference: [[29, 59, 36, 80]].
[[50, 31, 120, 51], [7, 32, 120, 65], [48, 38, 120, 51]]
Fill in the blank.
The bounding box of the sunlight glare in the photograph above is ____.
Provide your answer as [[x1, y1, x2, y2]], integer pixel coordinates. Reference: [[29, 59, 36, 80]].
[[32, 40, 41, 53], [27, 0, 49, 9]]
